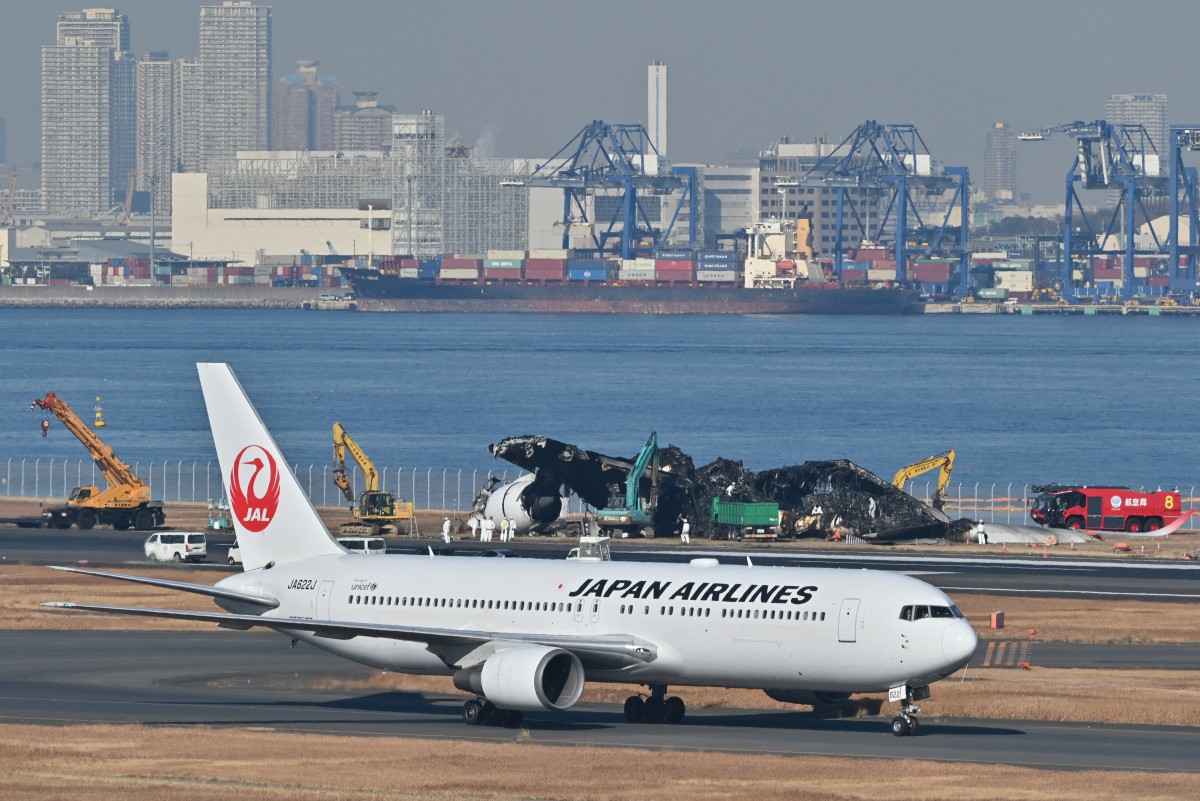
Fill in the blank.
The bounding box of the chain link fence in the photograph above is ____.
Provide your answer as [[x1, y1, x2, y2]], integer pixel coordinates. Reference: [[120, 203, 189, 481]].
[[2, 458, 1196, 523], [0, 458, 594, 515]]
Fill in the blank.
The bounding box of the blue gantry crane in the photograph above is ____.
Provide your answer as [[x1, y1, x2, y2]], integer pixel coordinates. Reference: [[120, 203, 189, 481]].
[[521, 121, 697, 259], [1166, 125, 1200, 292], [1019, 120, 1191, 300], [799, 120, 970, 296]]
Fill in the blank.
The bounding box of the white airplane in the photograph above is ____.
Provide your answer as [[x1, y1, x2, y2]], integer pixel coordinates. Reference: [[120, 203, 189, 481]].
[[44, 363, 977, 737]]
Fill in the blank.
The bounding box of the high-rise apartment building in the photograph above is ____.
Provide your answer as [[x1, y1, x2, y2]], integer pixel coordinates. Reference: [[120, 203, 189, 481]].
[[136, 52, 174, 217], [983, 122, 1016, 202], [273, 60, 339, 151], [198, 1, 271, 167], [55, 6, 129, 49], [1106, 93, 1168, 151], [41, 7, 135, 215], [648, 61, 667, 157], [174, 58, 202, 172], [333, 92, 395, 151]]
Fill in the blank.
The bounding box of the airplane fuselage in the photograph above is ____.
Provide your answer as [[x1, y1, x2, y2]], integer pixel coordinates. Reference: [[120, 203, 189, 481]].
[[216, 554, 976, 694]]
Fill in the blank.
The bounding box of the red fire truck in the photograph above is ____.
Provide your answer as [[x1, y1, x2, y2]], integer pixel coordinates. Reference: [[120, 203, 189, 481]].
[[1030, 485, 1182, 533]]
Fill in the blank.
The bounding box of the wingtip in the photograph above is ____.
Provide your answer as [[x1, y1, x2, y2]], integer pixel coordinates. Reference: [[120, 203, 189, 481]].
[[41, 602, 74, 608]]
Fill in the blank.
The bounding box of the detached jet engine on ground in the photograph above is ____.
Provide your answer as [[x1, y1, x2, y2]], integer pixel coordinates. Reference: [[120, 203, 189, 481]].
[[472, 473, 564, 535]]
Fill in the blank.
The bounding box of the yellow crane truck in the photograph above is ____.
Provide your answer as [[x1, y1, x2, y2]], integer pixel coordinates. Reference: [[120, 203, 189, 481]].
[[32, 392, 165, 531], [332, 422, 414, 536]]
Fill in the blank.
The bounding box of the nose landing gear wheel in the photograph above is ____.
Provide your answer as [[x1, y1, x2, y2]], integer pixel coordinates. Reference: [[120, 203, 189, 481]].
[[891, 716, 911, 736]]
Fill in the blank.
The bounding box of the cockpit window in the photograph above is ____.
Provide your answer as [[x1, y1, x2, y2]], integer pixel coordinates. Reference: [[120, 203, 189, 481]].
[[900, 604, 961, 621]]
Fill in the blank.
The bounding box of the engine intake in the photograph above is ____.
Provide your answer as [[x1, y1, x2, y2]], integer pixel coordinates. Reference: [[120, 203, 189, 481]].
[[454, 646, 585, 712]]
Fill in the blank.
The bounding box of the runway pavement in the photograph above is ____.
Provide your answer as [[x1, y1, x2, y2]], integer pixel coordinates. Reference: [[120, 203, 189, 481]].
[[4, 527, 1199, 601], [0, 630, 1196, 772]]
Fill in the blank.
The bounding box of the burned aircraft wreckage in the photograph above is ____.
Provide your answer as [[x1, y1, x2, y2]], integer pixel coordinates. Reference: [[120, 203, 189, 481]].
[[487, 434, 972, 541]]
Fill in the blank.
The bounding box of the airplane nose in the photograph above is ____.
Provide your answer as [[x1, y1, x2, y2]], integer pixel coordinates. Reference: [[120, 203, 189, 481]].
[[942, 620, 978, 668]]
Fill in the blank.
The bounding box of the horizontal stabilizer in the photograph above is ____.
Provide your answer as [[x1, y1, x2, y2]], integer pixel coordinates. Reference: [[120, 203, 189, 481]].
[[49, 566, 279, 608]]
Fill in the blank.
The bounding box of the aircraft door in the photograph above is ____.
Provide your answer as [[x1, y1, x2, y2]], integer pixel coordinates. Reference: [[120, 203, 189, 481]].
[[317, 580, 335, 621], [1086, 495, 1102, 529], [838, 598, 860, 643]]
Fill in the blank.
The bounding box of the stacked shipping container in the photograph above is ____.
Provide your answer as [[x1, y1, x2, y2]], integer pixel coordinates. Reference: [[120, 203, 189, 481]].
[[697, 251, 736, 283]]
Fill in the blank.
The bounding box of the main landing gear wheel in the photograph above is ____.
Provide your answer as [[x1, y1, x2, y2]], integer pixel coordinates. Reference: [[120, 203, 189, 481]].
[[625, 686, 686, 724], [462, 698, 523, 728], [664, 696, 686, 723], [643, 697, 665, 723], [623, 696, 645, 722]]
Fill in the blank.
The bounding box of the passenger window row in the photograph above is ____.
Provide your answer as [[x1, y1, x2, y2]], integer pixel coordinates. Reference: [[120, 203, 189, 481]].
[[349, 595, 578, 613], [345, 594, 826, 623]]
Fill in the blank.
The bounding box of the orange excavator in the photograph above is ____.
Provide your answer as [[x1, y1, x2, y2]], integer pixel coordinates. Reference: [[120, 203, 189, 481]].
[[32, 392, 165, 531]]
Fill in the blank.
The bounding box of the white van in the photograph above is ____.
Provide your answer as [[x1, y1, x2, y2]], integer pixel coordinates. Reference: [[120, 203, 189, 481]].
[[145, 532, 207, 562], [337, 536, 386, 555]]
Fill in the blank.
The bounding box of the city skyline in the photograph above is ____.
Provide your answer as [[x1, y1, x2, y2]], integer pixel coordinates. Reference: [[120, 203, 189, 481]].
[[3, 0, 1197, 205]]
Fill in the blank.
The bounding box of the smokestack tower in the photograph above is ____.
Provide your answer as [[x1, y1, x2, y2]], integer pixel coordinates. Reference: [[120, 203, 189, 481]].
[[647, 60, 667, 157]]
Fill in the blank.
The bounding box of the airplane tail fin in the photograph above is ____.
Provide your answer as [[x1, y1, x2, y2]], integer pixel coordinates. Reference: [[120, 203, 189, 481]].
[[198, 363, 342, 570]]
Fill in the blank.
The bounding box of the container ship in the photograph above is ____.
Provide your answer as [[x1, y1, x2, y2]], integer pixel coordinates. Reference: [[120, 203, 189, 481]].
[[340, 243, 925, 315], [341, 267, 920, 315]]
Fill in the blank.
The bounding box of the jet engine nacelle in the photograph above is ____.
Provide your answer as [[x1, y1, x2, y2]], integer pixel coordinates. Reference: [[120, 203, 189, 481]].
[[763, 689, 852, 707], [453, 645, 585, 711], [479, 474, 563, 534]]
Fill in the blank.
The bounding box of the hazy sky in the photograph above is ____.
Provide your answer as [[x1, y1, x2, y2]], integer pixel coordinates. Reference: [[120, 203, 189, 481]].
[[1, 0, 1196, 204]]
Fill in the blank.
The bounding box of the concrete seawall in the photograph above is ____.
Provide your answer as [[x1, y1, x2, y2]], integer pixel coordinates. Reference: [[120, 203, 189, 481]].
[[0, 285, 324, 309]]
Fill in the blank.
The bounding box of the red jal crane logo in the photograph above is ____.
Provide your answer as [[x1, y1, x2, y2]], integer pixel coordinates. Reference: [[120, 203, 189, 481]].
[[230, 445, 281, 533]]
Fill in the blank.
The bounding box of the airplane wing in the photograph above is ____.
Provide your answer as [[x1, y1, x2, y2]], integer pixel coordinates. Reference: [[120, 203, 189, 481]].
[[49, 566, 280, 609], [40, 601, 657, 668]]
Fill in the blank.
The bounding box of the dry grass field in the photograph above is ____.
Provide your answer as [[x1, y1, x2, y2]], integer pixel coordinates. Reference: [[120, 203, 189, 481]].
[[1, 723, 1197, 801]]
